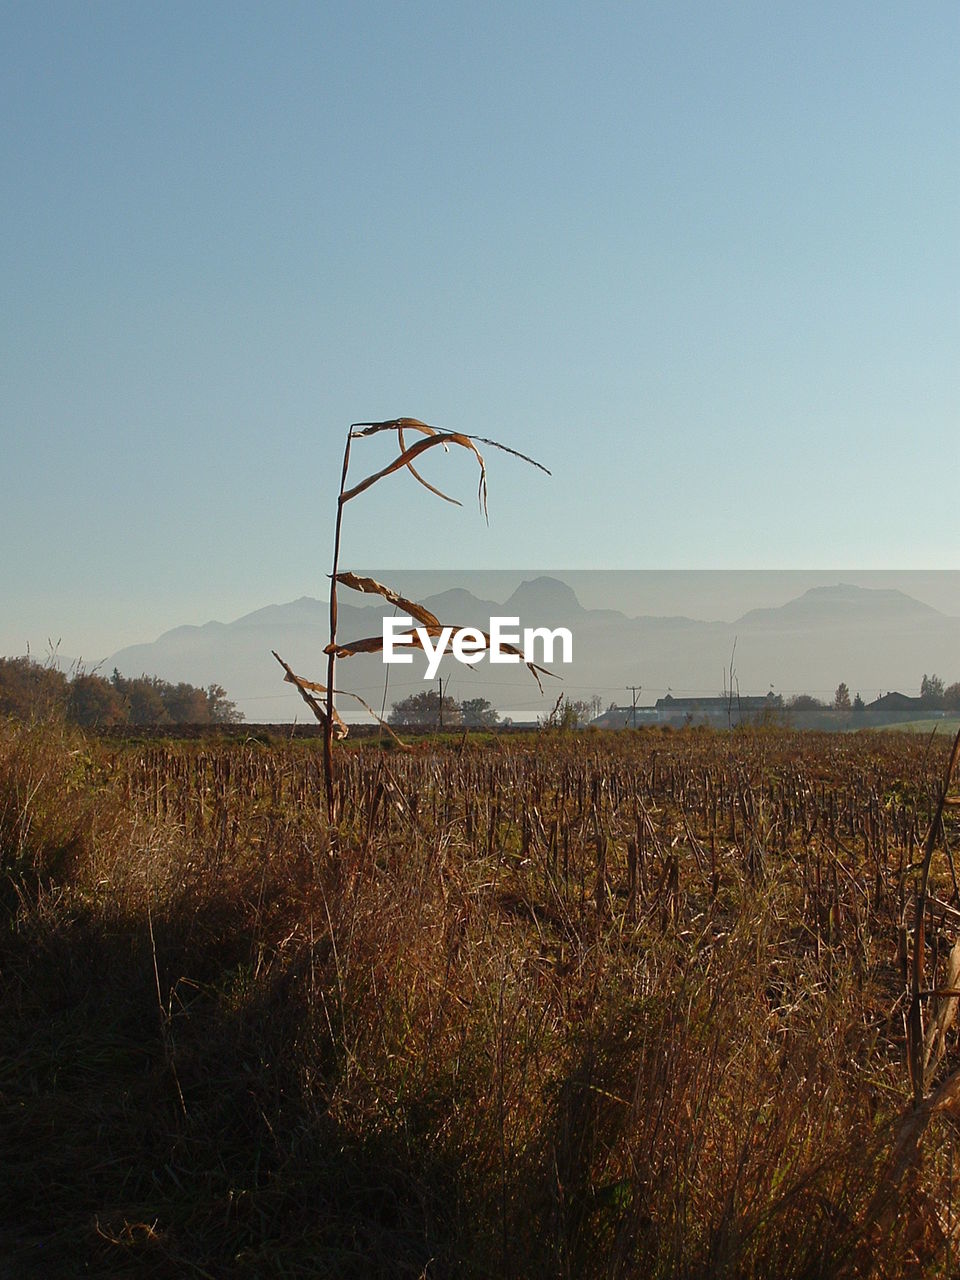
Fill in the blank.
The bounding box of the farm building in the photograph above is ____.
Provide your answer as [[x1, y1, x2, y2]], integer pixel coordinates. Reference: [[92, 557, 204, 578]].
[[591, 705, 660, 729], [655, 693, 782, 727], [862, 692, 926, 725], [591, 694, 783, 728]]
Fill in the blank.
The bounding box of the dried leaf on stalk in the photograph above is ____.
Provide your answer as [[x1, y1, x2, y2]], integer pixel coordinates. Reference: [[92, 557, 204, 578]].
[[397, 421, 461, 506], [344, 417, 549, 514], [272, 651, 348, 739], [340, 431, 489, 516], [333, 572, 440, 628], [271, 651, 411, 750]]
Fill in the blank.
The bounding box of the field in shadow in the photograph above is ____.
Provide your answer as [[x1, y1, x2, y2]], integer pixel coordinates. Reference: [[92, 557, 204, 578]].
[[1, 720, 958, 1277]]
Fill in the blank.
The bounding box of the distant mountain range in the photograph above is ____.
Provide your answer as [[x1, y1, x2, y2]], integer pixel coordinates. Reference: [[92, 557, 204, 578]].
[[106, 576, 960, 723]]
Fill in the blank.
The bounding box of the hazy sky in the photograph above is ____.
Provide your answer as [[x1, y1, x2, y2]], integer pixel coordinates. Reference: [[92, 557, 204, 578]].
[[3, 2, 957, 661]]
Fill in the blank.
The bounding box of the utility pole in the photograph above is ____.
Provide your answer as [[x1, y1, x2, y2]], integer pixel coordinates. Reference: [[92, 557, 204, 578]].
[[626, 684, 642, 729], [438, 675, 444, 730]]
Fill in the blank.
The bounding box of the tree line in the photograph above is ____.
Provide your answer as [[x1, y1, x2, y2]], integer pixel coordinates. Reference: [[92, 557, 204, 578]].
[[387, 690, 603, 729], [390, 678, 960, 734], [387, 690, 500, 728], [0, 657, 243, 727], [917, 674, 960, 709], [802, 674, 960, 715]]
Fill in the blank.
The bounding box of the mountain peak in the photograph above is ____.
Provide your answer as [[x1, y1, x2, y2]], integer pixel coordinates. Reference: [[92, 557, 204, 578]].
[[735, 583, 941, 628], [794, 583, 938, 613], [503, 576, 584, 617]]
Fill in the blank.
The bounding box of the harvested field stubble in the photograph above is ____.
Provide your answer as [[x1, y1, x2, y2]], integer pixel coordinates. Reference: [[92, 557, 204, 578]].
[[1, 720, 959, 1277]]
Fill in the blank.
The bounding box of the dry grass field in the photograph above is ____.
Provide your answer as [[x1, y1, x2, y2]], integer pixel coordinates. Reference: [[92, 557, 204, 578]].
[[2, 718, 959, 1277]]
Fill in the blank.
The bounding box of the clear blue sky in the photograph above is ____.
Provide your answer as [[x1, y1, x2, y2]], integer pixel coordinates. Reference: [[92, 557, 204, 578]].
[[2, 2, 957, 660]]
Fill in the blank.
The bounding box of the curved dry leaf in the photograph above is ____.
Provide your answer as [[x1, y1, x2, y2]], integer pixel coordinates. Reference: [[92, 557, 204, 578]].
[[397, 422, 461, 506], [350, 418, 461, 503], [272, 650, 411, 750], [334, 572, 440, 628], [346, 419, 549, 513], [324, 630, 436, 657], [272, 650, 348, 739], [351, 419, 549, 473], [340, 432, 488, 516], [350, 417, 435, 438]]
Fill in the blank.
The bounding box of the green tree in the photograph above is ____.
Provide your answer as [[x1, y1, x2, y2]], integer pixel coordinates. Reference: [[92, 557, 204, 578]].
[[388, 690, 462, 727], [206, 684, 244, 723], [163, 682, 211, 723], [111, 672, 170, 725], [460, 697, 499, 728], [789, 695, 825, 711], [108, 671, 242, 725], [0, 657, 68, 720], [920, 674, 945, 708], [67, 673, 127, 727], [944, 683, 960, 712], [834, 682, 851, 711], [542, 695, 602, 730]]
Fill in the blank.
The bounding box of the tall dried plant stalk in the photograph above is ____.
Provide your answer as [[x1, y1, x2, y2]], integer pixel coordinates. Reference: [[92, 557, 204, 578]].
[[277, 417, 550, 819]]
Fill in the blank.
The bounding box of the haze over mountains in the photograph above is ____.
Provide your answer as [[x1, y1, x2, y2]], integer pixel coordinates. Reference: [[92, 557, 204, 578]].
[[106, 577, 960, 723]]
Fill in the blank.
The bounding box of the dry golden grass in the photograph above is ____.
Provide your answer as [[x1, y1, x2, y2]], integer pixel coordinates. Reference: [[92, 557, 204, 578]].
[[2, 720, 960, 1276]]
